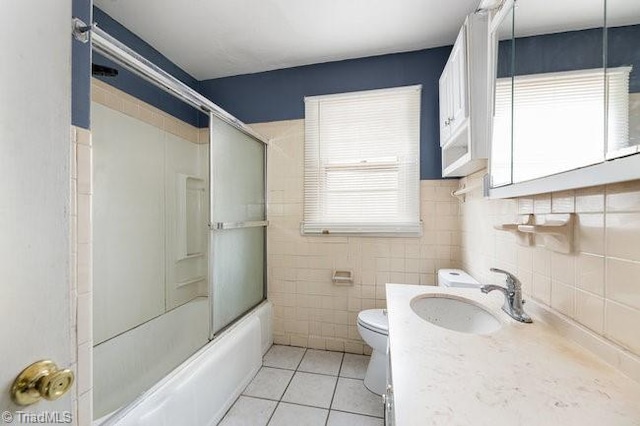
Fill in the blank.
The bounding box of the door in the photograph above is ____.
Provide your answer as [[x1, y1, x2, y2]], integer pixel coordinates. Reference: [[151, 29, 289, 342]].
[[439, 63, 452, 145], [209, 115, 267, 335], [449, 25, 468, 135], [0, 0, 74, 420]]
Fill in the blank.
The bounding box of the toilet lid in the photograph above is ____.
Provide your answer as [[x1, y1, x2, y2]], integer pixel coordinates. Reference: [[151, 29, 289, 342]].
[[357, 309, 389, 335]]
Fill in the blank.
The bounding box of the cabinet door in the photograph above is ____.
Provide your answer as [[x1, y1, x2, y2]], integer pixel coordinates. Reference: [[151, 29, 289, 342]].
[[449, 26, 468, 134], [438, 63, 451, 146]]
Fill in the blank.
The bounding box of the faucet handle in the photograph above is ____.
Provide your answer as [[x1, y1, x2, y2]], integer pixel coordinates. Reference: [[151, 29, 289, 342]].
[[489, 268, 520, 289]]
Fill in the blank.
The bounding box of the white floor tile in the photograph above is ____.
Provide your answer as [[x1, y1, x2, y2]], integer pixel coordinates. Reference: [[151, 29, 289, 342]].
[[263, 345, 306, 370], [268, 403, 328, 426], [219, 396, 277, 426], [243, 367, 294, 400], [281, 372, 337, 408], [331, 378, 383, 418], [298, 349, 344, 376], [327, 410, 384, 426], [339, 354, 370, 379]]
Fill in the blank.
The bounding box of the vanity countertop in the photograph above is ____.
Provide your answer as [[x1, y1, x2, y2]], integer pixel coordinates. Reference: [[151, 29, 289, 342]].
[[386, 284, 640, 426]]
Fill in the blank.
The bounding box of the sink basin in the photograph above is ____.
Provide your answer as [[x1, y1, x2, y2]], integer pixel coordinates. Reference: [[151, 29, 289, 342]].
[[410, 295, 502, 334]]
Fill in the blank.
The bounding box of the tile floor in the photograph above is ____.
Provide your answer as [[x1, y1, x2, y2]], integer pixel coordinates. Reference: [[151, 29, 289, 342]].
[[218, 345, 384, 426]]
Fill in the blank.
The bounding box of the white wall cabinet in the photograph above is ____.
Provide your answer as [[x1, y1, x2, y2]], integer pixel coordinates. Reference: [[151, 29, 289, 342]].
[[439, 13, 489, 177]]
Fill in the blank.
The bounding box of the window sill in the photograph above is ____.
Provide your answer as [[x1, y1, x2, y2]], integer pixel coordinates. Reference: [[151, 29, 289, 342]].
[[489, 153, 640, 199], [300, 222, 422, 237]]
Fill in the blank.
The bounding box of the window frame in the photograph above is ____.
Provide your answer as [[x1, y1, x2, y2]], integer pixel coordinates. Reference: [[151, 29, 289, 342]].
[[301, 85, 422, 236]]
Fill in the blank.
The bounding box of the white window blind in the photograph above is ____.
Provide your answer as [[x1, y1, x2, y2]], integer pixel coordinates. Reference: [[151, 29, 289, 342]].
[[493, 67, 631, 183], [303, 86, 421, 235]]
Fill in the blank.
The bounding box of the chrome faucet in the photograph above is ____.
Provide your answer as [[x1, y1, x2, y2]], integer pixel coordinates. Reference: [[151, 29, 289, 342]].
[[481, 268, 532, 323]]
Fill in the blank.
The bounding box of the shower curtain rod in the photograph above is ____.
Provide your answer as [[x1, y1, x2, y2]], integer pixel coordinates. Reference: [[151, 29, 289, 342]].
[[88, 23, 268, 145]]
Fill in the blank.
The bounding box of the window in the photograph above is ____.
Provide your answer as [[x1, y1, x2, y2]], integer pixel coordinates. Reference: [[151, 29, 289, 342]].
[[302, 86, 421, 235]]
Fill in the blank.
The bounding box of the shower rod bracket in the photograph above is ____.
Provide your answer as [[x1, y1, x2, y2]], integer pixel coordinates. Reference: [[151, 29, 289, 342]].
[[72, 18, 93, 44]]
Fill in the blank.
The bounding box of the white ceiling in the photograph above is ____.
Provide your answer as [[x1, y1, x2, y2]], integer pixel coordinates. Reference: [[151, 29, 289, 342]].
[[94, 0, 640, 80], [510, 0, 640, 38], [94, 0, 479, 80]]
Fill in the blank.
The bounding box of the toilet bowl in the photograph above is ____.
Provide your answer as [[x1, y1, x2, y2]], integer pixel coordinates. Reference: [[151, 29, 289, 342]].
[[356, 309, 389, 395], [357, 269, 480, 395]]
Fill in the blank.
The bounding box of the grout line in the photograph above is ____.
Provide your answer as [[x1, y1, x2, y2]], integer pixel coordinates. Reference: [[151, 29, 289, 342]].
[[294, 347, 308, 370], [330, 408, 385, 420], [267, 347, 307, 418], [325, 352, 345, 426], [233, 348, 380, 425], [265, 400, 280, 425]]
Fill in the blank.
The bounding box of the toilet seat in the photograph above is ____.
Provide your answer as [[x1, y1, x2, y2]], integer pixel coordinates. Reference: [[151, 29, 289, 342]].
[[357, 309, 389, 335]]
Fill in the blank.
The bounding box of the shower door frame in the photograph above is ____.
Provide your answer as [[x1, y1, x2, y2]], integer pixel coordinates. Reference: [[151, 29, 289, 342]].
[[88, 24, 269, 350]]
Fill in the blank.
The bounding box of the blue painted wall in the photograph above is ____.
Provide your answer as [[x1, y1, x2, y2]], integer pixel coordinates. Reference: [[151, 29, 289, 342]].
[[73, 8, 638, 179], [498, 25, 639, 93], [72, 0, 92, 129], [89, 7, 206, 127], [199, 48, 452, 180], [608, 25, 640, 93]]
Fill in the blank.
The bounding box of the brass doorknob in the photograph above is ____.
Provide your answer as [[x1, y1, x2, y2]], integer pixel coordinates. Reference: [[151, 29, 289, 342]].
[[10, 360, 74, 406]]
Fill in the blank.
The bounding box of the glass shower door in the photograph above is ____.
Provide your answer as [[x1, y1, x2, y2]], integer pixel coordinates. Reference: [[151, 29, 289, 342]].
[[209, 114, 267, 335]]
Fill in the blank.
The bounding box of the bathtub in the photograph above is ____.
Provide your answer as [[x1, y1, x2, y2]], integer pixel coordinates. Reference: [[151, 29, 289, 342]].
[[98, 300, 273, 426]]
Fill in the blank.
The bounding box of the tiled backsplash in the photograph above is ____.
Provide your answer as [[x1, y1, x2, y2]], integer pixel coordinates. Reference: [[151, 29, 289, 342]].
[[460, 170, 640, 359], [251, 120, 461, 353]]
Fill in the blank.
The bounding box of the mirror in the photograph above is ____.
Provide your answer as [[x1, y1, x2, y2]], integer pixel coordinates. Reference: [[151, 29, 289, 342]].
[[490, 0, 640, 188], [606, 0, 640, 158], [490, 4, 514, 187]]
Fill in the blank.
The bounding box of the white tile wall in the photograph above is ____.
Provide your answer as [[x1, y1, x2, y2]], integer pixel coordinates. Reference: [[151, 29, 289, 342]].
[[71, 125, 93, 425], [250, 120, 461, 353], [460, 169, 640, 362]]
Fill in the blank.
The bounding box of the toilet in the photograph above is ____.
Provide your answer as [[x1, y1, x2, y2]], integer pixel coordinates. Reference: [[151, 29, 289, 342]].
[[437, 268, 481, 288], [357, 269, 481, 395], [356, 308, 389, 395]]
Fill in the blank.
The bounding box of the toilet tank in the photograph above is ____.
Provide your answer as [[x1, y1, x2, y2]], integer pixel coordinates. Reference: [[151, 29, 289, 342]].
[[437, 269, 480, 288]]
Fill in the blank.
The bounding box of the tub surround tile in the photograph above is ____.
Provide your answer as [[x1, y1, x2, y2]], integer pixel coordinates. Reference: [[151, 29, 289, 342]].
[[331, 378, 383, 418], [243, 367, 294, 401], [219, 396, 277, 426], [298, 349, 343, 376], [268, 403, 328, 426], [263, 345, 305, 370], [339, 354, 369, 379], [281, 372, 337, 409], [72, 125, 93, 426], [326, 411, 384, 426]]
